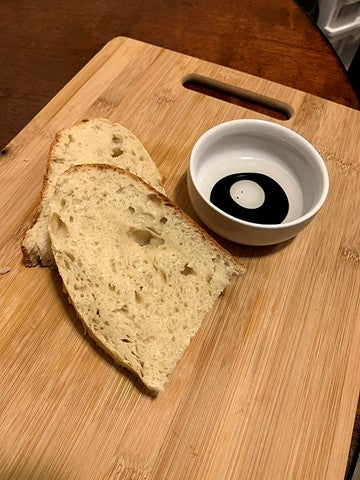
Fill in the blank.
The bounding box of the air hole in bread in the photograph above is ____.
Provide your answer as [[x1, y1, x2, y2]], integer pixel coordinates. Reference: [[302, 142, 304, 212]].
[[64, 251, 75, 262], [212, 253, 221, 264], [139, 155, 145, 161], [96, 309, 101, 317], [50, 213, 69, 237], [111, 146, 123, 157], [134, 290, 144, 303], [108, 283, 115, 291], [128, 206, 135, 214], [151, 237, 165, 247], [147, 193, 161, 205], [127, 228, 164, 247], [53, 155, 64, 164], [69, 216, 74, 223], [112, 134, 122, 144], [159, 216, 167, 224], [61, 199, 66, 207], [147, 226, 161, 235], [181, 263, 195, 276], [121, 338, 131, 343], [157, 268, 167, 282], [112, 306, 128, 314]]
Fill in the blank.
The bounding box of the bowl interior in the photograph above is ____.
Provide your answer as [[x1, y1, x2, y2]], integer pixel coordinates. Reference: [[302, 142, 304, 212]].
[[192, 123, 327, 225]]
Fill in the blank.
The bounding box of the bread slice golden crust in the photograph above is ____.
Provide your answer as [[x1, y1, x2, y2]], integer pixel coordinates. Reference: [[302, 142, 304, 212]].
[[48, 164, 243, 394]]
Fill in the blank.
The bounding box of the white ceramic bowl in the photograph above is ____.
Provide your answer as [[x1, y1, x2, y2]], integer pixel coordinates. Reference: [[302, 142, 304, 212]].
[[187, 119, 329, 246]]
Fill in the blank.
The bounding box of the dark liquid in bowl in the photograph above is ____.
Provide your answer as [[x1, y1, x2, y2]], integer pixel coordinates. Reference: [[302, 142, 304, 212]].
[[210, 172, 289, 224]]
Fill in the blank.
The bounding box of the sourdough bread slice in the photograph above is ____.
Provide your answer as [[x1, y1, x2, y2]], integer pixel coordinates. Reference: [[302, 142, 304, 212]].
[[48, 164, 242, 394], [22, 118, 165, 267]]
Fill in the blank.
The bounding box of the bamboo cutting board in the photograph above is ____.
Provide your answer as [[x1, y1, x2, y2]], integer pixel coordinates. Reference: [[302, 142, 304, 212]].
[[1, 37, 360, 480]]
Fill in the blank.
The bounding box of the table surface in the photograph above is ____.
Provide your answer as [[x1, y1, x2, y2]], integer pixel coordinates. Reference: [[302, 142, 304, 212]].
[[1, 0, 359, 477]]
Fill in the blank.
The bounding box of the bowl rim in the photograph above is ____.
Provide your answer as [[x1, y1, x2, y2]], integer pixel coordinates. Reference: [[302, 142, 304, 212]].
[[189, 119, 329, 230]]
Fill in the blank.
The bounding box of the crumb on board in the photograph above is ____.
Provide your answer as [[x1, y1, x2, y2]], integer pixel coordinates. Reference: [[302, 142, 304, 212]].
[[0, 267, 10, 275]]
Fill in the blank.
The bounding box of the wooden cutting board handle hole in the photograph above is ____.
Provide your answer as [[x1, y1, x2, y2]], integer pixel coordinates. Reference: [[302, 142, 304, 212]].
[[182, 73, 293, 121]]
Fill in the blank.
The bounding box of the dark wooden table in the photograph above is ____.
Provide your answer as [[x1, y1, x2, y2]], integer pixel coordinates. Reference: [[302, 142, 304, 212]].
[[1, 0, 359, 477]]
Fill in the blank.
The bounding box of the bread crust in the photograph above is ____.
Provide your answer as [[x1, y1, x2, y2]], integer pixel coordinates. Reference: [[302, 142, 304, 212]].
[[21, 133, 62, 266]]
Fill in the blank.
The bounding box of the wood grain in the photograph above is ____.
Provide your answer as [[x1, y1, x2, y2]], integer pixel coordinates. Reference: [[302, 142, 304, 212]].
[[1, 37, 360, 480]]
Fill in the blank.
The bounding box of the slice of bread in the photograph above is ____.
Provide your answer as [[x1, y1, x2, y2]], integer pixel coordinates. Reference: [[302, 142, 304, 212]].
[[22, 118, 165, 267], [48, 164, 242, 394]]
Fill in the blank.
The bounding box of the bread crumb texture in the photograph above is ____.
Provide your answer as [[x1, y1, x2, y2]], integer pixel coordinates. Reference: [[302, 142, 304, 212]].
[[49, 165, 239, 394], [22, 118, 165, 267]]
